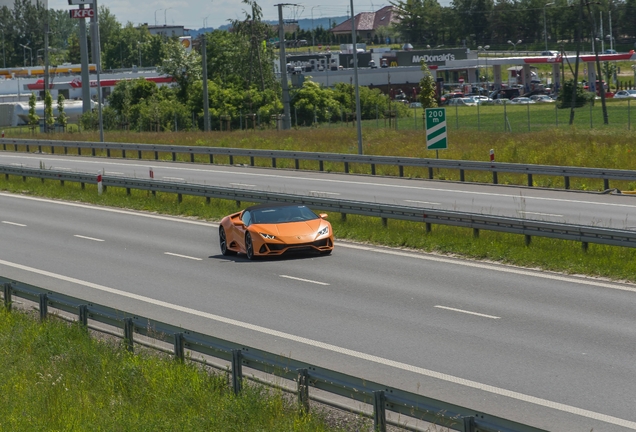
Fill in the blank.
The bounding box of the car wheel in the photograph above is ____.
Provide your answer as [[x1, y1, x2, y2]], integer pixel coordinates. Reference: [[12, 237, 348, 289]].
[[245, 232, 255, 260], [219, 227, 236, 256]]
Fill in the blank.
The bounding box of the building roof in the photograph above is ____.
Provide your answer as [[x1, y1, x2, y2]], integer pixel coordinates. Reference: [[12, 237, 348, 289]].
[[330, 6, 398, 35]]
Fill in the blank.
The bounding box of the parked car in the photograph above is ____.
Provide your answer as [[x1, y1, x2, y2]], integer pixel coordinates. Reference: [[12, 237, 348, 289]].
[[440, 92, 464, 104], [604, 49, 618, 54], [493, 98, 510, 105], [530, 95, 555, 103], [541, 50, 559, 56], [613, 90, 636, 99], [469, 95, 494, 105], [509, 97, 536, 104], [409, 102, 422, 108], [447, 98, 477, 106]]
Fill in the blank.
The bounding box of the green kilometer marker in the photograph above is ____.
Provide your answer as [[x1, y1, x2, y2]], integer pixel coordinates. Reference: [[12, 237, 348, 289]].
[[425, 108, 448, 150]]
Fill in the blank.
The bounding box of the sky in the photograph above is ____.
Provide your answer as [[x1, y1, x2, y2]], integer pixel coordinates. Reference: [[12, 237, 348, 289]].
[[46, 1, 397, 31]]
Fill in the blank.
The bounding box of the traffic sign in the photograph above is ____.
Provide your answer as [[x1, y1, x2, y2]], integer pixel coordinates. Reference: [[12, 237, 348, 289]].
[[425, 107, 448, 150], [69, 8, 94, 18]]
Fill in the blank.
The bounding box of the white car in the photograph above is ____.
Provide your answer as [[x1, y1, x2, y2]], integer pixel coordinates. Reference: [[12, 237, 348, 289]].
[[613, 90, 636, 99], [447, 98, 477, 106], [509, 97, 536, 104], [530, 95, 555, 103], [470, 95, 494, 105]]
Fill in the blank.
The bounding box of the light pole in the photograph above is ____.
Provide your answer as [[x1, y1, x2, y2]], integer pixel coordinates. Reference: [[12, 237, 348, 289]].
[[154, 8, 163, 26], [311, 6, 319, 51], [203, 15, 210, 29], [507, 39, 522, 51], [632, 65, 636, 88], [478, 45, 490, 92], [164, 7, 173, 26], [543, 2, 554, 52], [20, 44, 32, 67], [0, 27, 5, 68], [137, 41, 142, 67]]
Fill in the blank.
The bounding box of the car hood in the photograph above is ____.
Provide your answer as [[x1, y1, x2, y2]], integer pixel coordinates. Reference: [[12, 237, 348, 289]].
[[251, 219, 326, 240]]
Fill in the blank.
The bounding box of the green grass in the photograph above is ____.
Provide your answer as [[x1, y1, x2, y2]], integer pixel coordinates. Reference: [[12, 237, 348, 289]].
[[0, 308, 359, 432], [2, 175, 636, 283]]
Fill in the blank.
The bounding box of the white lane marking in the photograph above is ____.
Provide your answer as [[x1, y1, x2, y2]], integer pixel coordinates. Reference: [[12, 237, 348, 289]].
[[2, 221, 26, 227], [338, 243, 636, 294], [405, 200, 441, 205], [106, 171, 124, 176], [53, 166, 73, 171], [0, 192, 214, 227], [230, 183, 256, 187], [517, 211, 563, 217], [5, 154, 635, 210], [164, 252, 202, 261], [0, 258, 633, 429], [309, 191, 340, 196], [162, 176, 184, 181], [434, 305, 500, 319], [280, 275, 330, 286], [73, 235, 104, 242]]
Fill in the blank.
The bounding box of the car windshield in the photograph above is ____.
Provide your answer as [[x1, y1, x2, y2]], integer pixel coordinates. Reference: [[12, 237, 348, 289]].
[[251, 205, 319, 224]]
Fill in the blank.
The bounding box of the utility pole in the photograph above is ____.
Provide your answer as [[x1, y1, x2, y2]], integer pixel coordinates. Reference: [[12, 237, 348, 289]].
[[202, 34, 210, 131], [569, 0, 584, 125], [44, 0, 50, 133], [79, 4, 91, 114], [275, 3, 294, 130], [91, 0, 104, 141], [585, 1, 608, 125], [350, 0, 363, 155]]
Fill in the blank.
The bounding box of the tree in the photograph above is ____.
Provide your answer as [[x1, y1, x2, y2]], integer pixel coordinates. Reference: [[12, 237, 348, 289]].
[[557, 79, 588, 109], [391, 0, 442, 45], [159, 39, 202, 100], [56, 94, 69, 131], [44, 91, 54, 132], [28, 93, 39, 133], [419, 63, 438, 108]]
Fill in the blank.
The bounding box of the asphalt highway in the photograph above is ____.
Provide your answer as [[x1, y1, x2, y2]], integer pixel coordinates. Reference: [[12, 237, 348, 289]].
[[0, 152, 634, 229], [1, 191, 635, 431]]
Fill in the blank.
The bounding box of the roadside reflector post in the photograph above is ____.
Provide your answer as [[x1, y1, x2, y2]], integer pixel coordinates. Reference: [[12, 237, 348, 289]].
[[97, 170, 103, 195], [489, 148, 495, 162]]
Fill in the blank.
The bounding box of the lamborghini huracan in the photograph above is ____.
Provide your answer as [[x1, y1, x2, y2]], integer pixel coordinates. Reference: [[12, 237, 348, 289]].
[[219, 203, 334, 259]]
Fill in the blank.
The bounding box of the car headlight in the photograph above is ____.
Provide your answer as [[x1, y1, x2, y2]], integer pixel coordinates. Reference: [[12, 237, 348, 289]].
[[260, 233, 276, 240], [317, 226, 329, 236]]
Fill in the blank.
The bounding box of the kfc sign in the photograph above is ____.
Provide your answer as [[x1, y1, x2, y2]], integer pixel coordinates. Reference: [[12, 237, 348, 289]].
[[69, 8, 94, 18]]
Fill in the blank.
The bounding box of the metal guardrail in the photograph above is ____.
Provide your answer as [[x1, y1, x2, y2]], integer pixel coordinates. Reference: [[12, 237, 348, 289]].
[[1, 137, 634, 191], [1, 277, 547, 432], [2, 164, 636, 250]]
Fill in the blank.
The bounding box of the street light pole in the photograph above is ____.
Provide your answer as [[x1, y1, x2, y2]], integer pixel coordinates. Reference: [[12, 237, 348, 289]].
[[164, 7, 173, 26], [543, 2, 554, 52], [0, 28, 5, 68], [478, 45, 489, 92], [311, 6, 319, 51], [154, 9, 163, 27], [507, 39, 522, 51]]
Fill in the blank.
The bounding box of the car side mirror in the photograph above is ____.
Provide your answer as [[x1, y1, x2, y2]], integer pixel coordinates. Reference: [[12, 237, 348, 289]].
[[319, 213, 328, 219], [234, 220, 245, 227]]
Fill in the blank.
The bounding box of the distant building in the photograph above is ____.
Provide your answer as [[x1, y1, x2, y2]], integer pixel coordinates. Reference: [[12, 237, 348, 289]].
[[330, 6, 398, 42]]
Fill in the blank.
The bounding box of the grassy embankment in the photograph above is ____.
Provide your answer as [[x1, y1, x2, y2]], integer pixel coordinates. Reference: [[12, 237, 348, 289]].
[[2, 125, 636, 282], [0, 308, 359, 431]]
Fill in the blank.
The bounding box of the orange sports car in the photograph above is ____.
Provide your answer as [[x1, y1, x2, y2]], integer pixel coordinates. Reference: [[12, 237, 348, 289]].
[[219, 203, 334, 259]]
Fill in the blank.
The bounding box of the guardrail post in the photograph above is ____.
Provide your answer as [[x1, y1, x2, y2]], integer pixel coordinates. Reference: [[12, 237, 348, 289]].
[[319, 160, 324, 172], [26, 144, 30, 152], [236, 200, 241, 207], [64, 146, 67, 155], [51, 145, 54, 154], [172, 152, 176, 162], [107, 148, 111, 157], [373, 390, 386, 432], [3, 283, 12, 310], [399, 166, 404, 177], [564, 176, 570, 189], [428, 167, 433, 179], [78, 147, 81, 156], [81, 182, 85, 190], [60, 180, 64, 186], [473, 228, 479, 238], [22, 175, 26, 182], [425, 222, 431, 233], [205, 196, 210, 204], [272, 158, 276, 168], [190, 153, 194, 163], [341, 213, 347, 222], [126, 188, 131, 195], [250, 156, 255, 167], [39, 293, 48, 321], [459, 169, 465, 182], [78, 305, 88, 327], [209, 154, 213, 164], [138, 150, 142, 160], [123, 318, 134, 353], [231, 349, 243, 395], [604, 178, 610, 190], [14, 143, 17, 152], [462, 416, 476, 432], [344, 162, 349, 174], [178, 194, 182, 204], [297, 368, 310, 413], [154, 151, 158, 160], [492, 171, 498, 184], [525, 235, 531, 246], [582, 241, 589, 252], [382, 217, 387, 227], [38, 145, 42, 153], [173, 333, 185, 362], [91, 148, 96, 157], [527, 174, 533, 187], [294, 159, 299, 170], [121, 149, 126, 159], [371, 164, 376, 176]]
